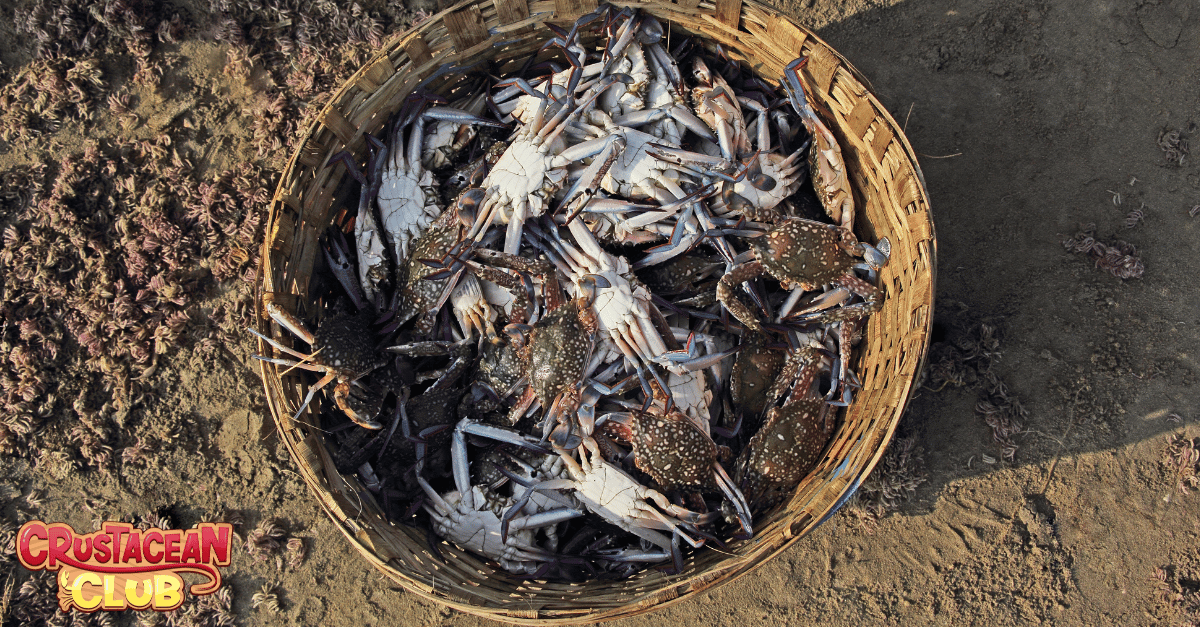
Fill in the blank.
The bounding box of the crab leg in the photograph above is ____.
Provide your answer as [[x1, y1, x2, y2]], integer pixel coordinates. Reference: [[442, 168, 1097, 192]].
[[557, 134, 626, 218], [614, 105, 716, 143], [290, 372, 337, 423], [785, 287, 852, 320], [632, 219, 701, 269], [249, 354, 326, 374], [350, 143, 390, 305], [407, 106, 507, 170], [787, 274, 882, 326], [540, 453, 678, 551], [247, 325, 313, 362], [451, 418, 552, 494], [713, 462, 753, 536]]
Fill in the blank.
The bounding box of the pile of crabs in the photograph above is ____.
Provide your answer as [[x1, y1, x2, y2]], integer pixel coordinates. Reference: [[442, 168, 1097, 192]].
[[254, 6, 890, 580]]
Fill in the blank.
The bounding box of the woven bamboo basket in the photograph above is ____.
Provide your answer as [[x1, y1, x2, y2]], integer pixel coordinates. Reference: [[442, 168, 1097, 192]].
[[254, 0, 935, 622]]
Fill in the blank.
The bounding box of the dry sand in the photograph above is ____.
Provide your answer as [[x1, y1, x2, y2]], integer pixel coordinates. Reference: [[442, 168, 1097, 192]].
[[2, 0, 1199, 625]]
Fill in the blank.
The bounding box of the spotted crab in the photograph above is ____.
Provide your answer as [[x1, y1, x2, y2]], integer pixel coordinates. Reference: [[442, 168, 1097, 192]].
[[378, 105, 505, 264], [251, 295, 389, 429], [735, 344, 832, 506], [717, 218, 883, 332], [602, 400, 754, 535], [391, 188, 483, 334], [728, 331, 786, 424], [505, 273, 606, 447]]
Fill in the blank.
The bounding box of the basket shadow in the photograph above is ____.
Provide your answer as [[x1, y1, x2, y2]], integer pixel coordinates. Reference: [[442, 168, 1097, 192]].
[[803, 0, 1200, 518]]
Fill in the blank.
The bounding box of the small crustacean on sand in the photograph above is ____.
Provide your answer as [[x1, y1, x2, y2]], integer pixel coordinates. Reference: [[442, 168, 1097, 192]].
[[717, 218, 884, 332], [735, 344, 832, 507]]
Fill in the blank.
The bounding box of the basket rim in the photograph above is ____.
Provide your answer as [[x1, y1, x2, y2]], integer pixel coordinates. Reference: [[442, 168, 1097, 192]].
[[254, 0, 937, 622]]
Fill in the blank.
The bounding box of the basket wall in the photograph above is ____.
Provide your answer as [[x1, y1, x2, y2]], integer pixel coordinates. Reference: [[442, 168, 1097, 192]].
[[254, 0, 936, 622]]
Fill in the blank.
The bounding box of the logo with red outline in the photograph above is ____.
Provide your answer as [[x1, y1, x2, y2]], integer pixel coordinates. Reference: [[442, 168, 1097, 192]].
[[17, 521, 233, 612]]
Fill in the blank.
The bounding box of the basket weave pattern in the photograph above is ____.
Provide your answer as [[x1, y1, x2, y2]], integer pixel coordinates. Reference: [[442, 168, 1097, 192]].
[[255, 0, 936, 622]]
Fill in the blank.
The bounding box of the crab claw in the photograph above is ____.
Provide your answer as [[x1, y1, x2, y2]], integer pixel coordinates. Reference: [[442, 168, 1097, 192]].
[[781, 57, 814, 118], [742, 151, 777, 191], [548, 419, 584, 451], [323, 227, 370, 312], [326, 150, 368, 185], [453, 187, 487, 227], [422, 106, 508, 129], [862, 238, 891, 270], [578, 273, 611, 305], [504, 323, 532, 350]]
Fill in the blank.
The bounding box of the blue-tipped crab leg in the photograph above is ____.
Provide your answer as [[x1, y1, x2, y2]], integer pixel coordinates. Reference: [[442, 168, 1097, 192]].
[[776, 287, 807, 322], [575, 372, 639, 436], [407, 106, 507, 171], [661, 343, 740, 372], [290, 372, 337, 425], [784, 287, 852, 321], [496, 467, 585, 539], [692, 199, 739, 265], [247, 323, 312, 363], [250, 354, 322, 372], [396, 91, 448, 131], [376, 388, 410, 464], [600, 8, 638, 68], [560, 138, 626, 224], [493, 75, 546, 99], [632, 224, 702, 270], [451, 418, 553, 493], [625, 182, 718, 229], [576, 197, 659, 214], [592, 549, 670, 563], [714, 462, 754, 537], [325, 150, 367, 186]]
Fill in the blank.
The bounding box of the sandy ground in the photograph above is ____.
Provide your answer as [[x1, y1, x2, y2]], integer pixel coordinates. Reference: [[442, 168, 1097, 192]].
[[2, 0, 1200, 625]]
